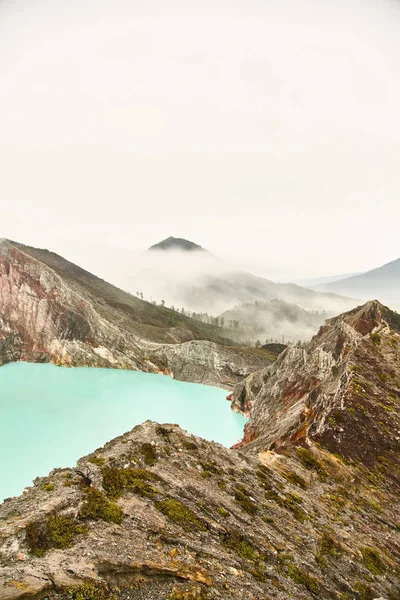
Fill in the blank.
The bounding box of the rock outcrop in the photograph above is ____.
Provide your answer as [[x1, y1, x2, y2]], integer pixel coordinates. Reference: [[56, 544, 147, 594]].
[[1, 420, 399, 600], [232, 301, 400, 478], [0, 240, 270, 388]]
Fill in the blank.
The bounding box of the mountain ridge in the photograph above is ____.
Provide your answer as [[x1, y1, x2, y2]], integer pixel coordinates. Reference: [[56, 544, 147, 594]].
[[232, 300, 400, 480], [318, 257, 400, 308]]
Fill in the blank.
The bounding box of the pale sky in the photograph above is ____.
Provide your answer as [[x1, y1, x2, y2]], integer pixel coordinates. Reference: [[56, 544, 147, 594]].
[[1, 0, 400, 280]]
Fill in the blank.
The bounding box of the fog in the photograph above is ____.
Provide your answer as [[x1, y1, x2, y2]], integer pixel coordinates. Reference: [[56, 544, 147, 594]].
[[73, 246, 358, 344], [1, 0, 400, 280]]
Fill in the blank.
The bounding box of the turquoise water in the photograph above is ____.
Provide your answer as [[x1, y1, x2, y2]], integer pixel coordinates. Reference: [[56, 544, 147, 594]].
[[0, 362, 245, 503]]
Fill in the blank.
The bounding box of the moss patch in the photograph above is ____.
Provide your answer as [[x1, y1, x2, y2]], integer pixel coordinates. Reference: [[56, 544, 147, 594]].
[[199, 460, 220, 477], [233, 485, 257, 515], [155, 498, 206, 530], [287, 564, 319, 594], [65, 582, 117, 600], [102, 467, 157, 500], [221, 532, 258, 562], [26, 514, 87, 557], [281, 469, 308, 490], [40, 483, 55, 492], [87, 456, 105, 466], [79, 488, 124, 524], [296, 447, 328, 481], [140, 443, 157, 466], [360, 546, 386, 575]]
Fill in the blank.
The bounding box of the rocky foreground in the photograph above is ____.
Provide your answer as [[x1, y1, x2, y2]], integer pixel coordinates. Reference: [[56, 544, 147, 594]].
[[0, 239, 270, 388], [1, 300, 399, 600]]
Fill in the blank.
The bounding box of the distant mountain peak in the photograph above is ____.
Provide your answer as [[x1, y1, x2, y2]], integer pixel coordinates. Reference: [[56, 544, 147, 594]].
[[148, 237, 207, 252]]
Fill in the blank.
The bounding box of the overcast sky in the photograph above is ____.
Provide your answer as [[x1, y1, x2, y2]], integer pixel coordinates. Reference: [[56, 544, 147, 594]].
[[1, 0, 400, 280]]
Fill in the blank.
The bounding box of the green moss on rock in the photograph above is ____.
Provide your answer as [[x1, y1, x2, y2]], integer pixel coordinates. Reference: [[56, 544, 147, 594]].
[[360, 546, 386, 575], [155, 498, 206, 530], [79, 488, 124, 524], [102, 467, 157, 500], [65, 582, 117, 600], [140, 442, 157, 466], [26, 514, 87, 557]]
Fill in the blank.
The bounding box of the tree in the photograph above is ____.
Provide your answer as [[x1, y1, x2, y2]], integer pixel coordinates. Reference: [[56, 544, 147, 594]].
[[161, 299, 165, 307], [140, 292, 144, 300], [255, 340, 261, 348]]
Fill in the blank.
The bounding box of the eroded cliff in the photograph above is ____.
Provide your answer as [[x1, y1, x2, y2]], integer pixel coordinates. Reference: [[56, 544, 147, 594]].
[[232, 301, 400, 476], [0, 240, 270, 388]]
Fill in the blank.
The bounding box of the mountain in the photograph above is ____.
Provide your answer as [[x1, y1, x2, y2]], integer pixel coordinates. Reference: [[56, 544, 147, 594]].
[[164, 269, 358, 316], [1, 300, 399, 600], [219, 299, 331, 344], [148, 236, 206, 252], [0, 239, 270, 387], [294, 272, 362, 288], [317, 258, 400, 309], [131, 238, 359, 319]]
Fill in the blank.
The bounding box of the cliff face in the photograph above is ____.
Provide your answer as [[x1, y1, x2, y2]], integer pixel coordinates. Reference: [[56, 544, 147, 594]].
[[232, 301, 400, 478], [0, 240, 270, 387], [1, 421, 399, 600]]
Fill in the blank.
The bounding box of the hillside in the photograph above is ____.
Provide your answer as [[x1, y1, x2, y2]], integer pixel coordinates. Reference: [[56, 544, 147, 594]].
[[1, 300, 399, 600], [165, 269, 358, 316], [318, 258, 400, 309], [219, 299, 330, 344], [0, 240, 270, 387]]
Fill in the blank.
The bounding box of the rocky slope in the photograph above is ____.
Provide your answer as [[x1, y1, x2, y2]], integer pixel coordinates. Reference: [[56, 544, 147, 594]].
[[232, 301, 400, 476], [1, 419, 399, 600], [0, 301, 399, 600], [0, 239, 270, 387]]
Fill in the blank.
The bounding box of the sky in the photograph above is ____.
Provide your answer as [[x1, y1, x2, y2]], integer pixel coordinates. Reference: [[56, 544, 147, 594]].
[[1, 0, 400, 280]]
